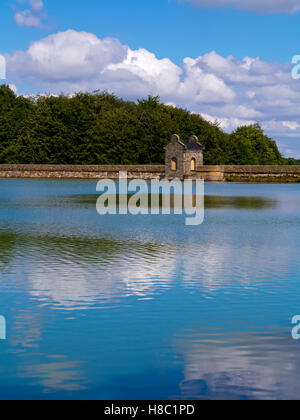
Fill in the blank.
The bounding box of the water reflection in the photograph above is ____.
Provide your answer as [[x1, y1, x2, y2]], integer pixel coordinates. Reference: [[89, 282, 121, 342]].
[[0, 179, 300, 400], [176, 332, 300, 400], [0, 226, 296, 310], [0, 231, 17, 269], [63, 193, 276, 210], [18, 359, 88, 393], [204, 195, 276, 209], [11, 311, 42, 350], [8, 233, 176, 309]]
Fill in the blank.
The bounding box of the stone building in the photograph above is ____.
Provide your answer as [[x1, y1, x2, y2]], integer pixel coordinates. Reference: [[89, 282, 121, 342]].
[[164, 134, 204, 179]]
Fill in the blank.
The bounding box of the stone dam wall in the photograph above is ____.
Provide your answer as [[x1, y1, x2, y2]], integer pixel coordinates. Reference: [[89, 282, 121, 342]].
[[0, 165, 165, 180], [0, 164, 299, 182], [197, 165, 300, 182]]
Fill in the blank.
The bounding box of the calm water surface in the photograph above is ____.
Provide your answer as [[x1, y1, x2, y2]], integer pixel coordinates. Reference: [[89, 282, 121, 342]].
[[0, 179, 300, 400]]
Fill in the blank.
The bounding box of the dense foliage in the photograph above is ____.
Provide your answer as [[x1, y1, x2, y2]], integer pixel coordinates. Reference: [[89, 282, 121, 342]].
[[0, 85, 298, 165]]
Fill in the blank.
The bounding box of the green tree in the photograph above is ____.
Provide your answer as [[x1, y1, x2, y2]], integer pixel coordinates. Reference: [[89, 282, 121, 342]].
[[0, 85, 296, 166], [228, 124, 284, 165]]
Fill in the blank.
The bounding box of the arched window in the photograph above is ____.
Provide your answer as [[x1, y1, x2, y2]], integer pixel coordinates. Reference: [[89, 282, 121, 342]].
[[171, 158, 177, 171], [191, 158, 196, 171]]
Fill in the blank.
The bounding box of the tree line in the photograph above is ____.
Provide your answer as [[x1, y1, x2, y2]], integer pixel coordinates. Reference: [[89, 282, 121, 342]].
[[0, 85, 298, 166]]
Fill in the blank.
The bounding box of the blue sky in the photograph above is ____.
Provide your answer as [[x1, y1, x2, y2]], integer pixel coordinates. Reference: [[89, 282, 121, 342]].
[[2, 1, 300, 63], [2, 0, 300, 157]]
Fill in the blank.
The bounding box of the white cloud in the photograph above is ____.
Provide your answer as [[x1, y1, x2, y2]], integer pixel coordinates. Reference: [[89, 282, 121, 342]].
[[29, 0, 43, 13], [8, 84, 18, 94], [14, 0, 46, 28], [9, 30, 127, 84], [283, 121, 300, 131], [5, 30, 300, 157], [183, 0, 300, 14], [7, 31, 237, 104], [106, 48, 183, 98], [14, 10, 42, 28]]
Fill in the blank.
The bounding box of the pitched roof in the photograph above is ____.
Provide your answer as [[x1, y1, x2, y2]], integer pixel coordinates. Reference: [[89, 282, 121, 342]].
[[184, 141, 203, 151], [164, 134, 204, 151]]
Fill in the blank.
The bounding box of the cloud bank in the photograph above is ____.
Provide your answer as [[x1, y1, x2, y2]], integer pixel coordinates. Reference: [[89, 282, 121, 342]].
[[6, 30, 300, 157], [183, 0, 300, 14]]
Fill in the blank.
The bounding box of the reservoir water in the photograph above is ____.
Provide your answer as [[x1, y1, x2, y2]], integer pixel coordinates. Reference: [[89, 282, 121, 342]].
[[0, 179, 300, 400]]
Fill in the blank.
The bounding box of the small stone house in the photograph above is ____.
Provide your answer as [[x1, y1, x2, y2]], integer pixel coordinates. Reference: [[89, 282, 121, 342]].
[[164, 134, 204, 179]]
